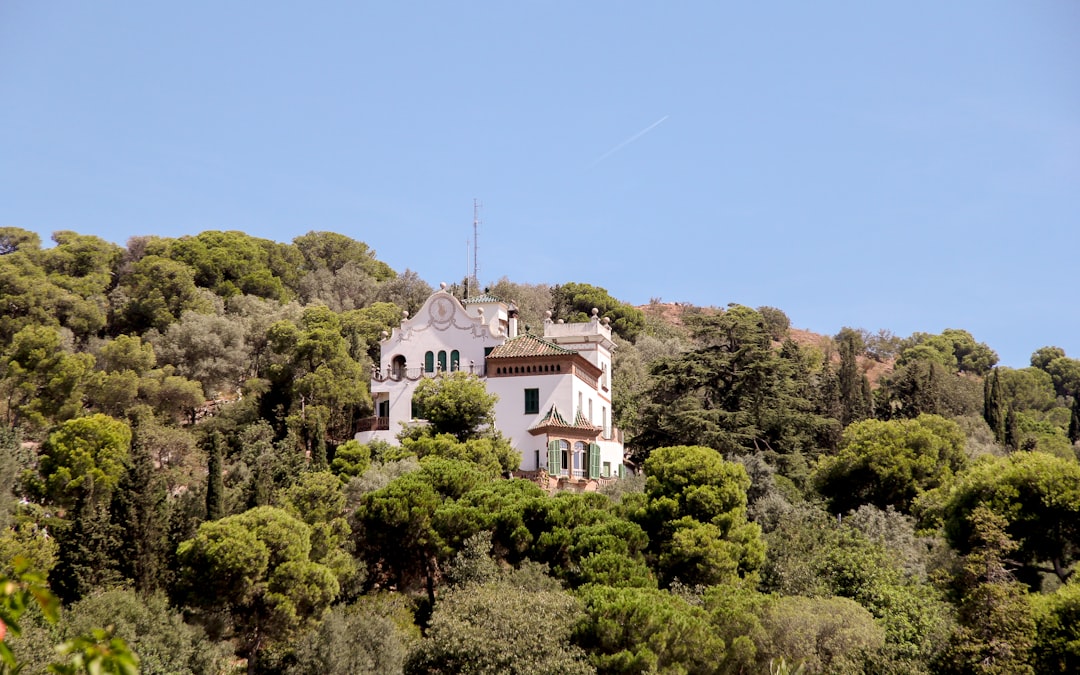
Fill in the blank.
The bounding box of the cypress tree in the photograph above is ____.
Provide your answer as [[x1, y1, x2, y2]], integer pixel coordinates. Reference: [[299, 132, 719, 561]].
[[984, 368, 1006, 445], [837, 329, 864, 425], [1069, 396, 1080, 445], [114, 420, 168, 593], [205, 431, 225, 520], [1004, 407, 1019, 452]]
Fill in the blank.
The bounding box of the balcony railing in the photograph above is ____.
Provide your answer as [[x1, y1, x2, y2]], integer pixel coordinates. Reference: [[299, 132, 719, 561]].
[[354, 416, 390, 432], [372, 363, 486, 382]]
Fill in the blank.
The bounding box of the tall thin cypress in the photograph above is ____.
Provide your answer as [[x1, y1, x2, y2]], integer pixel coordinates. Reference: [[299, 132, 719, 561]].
[[984, 368, 1006, 445], [1069, 396, 1080, 445], [206, 431, 225, 520]]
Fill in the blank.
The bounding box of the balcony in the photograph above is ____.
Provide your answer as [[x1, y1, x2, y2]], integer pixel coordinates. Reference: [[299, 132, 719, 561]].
[[372, 363, 486, 382]]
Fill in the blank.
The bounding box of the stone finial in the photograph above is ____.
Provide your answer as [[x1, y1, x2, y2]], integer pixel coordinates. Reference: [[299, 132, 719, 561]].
[[557, 319, 565, 324], [591, 307, 599, 317], [440, 282, 447, 290], [602, 317, 611, 326], [402, 310, 409, 319], [380, 330, 389, 339], [544, 310, 553, 319]]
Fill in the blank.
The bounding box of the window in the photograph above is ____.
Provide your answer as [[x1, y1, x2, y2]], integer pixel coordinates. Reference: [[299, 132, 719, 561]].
[[438, 350, 447, 372], [484, 346, 495, 357], [450, 350, 460, 372], [588, 398, 593, 423], [578, 391, 583, 416], [560, 440, 570, 476], [524, 388, 539, 414], [573, 442, 586, 476], [602, 462, 611, 478], [424, 351, 434, 373], [535, 449, 540, 471]]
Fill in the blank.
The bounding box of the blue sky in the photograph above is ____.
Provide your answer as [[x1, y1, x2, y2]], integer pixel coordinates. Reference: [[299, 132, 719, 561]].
[[1, 2, 1077, 367]]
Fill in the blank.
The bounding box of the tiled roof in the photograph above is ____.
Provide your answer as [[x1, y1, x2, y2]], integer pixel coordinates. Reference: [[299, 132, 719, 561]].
[[487, 334, 576, 359], [529, 404, 601, 432], [464, 293, 503, 304]]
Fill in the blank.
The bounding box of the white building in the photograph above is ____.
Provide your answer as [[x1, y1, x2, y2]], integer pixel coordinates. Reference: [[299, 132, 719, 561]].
[[355, 284, 626, 484]]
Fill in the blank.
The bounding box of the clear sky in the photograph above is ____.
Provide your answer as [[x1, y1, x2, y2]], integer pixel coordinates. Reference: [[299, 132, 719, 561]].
[[1, 2, 1077, 367]]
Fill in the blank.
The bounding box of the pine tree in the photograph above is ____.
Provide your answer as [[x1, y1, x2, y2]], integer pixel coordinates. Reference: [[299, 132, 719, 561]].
[[52, 477, 121, 603], [205, 431, 225, 520]]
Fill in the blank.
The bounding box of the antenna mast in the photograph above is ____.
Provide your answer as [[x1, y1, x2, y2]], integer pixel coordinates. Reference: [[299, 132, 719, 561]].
[[472, 198, 482, 292]]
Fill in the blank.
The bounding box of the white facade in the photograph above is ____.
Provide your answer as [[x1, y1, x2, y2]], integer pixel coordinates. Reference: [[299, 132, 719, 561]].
[[356, 285, 626, 482]]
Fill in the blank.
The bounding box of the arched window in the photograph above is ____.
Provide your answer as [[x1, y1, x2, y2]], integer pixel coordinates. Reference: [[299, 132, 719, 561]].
[[438, 350, 447, 372], [424, 351, 434, 373], [560, 440, 570, 476], [392, 355, 407, 379], [450, 350, 460, 372], [573, 441, 586, 477]]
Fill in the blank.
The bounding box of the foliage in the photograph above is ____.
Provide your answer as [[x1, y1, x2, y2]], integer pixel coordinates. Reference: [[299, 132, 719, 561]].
[[175, 506, 340, 660], [411, 373, 499, 441], [815, 414, 966, 514], [1, 326, 94, 429], [551, 282, 645, 341], [757, 595, 884, 675], [406, 580, 592, 675], [639, 445, 764, 586], [574, 585, 724, 674], [402, 432, 520, 476], [636, 306, 836, 462], [36, 414, 132, 508], [922, 451, 1080, 586], [287, 594, 419, 675]]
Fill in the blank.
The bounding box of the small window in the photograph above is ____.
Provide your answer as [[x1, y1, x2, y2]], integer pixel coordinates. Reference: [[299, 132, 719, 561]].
[[424, 351, 434, 373], [450, 350, 460, 372], [602, 462, 611, 478], [560, 440, 570, 476], [438, 350, 447, 372], [524, 388, 539, 414], [484, 346, 495, 357]]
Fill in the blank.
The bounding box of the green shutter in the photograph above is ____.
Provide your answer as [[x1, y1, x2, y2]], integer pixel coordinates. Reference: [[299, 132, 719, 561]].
[[547, 440, 560, 475], [588, 443, 601, 479], [450, 350, 460, 371], [424, 351, 434, 373], [438, 351, 447, 372], [617, 463, 625, 479]]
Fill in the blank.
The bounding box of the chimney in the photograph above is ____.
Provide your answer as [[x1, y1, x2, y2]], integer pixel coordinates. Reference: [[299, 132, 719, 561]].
[[508, 307, 519, 338]]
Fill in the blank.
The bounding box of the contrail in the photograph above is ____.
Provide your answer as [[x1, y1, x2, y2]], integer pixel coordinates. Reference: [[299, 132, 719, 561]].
[[591, 115, 670, 166]]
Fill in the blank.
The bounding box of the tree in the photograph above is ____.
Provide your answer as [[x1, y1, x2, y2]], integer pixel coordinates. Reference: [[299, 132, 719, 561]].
[[287, 594, 418, 675], [113, 254, 211, 333], [411, 372, 498, 442], [1, 326, 94, 429], [836, 327, 870, 425], [757, 596, 885, 675], [636, 306, 835, 462], [402, 432, 519, 477], [640, 445, 764, 586], [574, 585, 725, 674], [924, 451, 1080, 585], [406, 581, 591, 675], [111, 410, 169, 594], [205, 431, 225, 521], [551, 281, 646, 342], [36, 414, 132, 509], [935, 507, 1036, 675], [1031, 579, 1080, 673], [815, 414, 967, 515], [61, 589, 229, 674], [176, 506, 340, 668], [983, 368, 1006, 445]]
